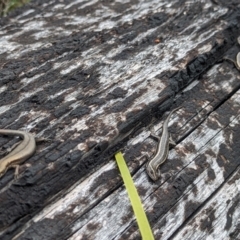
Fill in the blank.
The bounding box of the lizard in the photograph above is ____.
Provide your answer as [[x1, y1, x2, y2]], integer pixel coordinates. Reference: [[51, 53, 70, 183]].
[[146, 107, 180, 181], [0, 129, 36, 179], [223, 36, 240, 70]]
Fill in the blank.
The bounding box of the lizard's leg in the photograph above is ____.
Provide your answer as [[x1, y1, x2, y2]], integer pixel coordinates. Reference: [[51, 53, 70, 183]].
[[149, 132, 161, 142], [169, 134, 176, 147], [1, 141, 22, 155], [12, 165, 20, 180]]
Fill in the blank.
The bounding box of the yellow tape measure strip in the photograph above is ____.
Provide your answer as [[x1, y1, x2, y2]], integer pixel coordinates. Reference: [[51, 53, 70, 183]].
[[115, 151, 154, 240]]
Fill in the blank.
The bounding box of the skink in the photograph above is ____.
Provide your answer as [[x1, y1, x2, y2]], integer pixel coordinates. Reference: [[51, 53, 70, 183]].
[[223, 36, 240, 70], [0, 129, 36, 179], [146, 107, 180, 181]]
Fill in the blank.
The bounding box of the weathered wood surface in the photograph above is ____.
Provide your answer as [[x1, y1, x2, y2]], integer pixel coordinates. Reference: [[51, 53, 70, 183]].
[[0, 0, 240, 239]]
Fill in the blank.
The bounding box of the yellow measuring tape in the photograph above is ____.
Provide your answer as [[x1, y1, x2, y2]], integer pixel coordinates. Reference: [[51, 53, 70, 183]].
[[115, 151, 154, 240]]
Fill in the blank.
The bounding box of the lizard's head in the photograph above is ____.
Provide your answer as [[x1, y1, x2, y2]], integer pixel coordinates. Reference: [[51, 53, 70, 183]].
[[146, 163, 159, 181]]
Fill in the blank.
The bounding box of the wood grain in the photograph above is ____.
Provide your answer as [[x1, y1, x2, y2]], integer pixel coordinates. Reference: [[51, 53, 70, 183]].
[[0, 0, 240, 239]]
